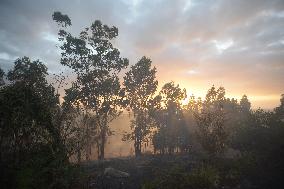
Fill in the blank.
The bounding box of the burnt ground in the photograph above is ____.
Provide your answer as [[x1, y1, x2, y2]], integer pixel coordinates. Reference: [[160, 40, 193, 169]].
[[79, 154, 200, 189]]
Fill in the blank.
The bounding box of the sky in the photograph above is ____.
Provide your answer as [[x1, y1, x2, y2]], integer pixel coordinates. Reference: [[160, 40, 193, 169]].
[[0, 0, 284, 109]]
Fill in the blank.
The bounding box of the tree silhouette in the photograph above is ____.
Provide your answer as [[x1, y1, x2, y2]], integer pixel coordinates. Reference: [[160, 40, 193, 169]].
[[53, 12, 129, 160], [195, 86, 227, 156], [0, 57, 70, 188], [240, 94, 251, 114], [0, 67, 4, 86], [123, 56, 158, 157], [152, 81, 188, 154]]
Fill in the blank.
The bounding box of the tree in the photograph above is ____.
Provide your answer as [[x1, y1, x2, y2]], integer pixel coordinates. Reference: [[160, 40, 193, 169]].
[[195, 86, 227, 156], [0, 67, 4, 86], [239, 94, 251, 114], [53, 12, 129, 160], [230, 103, 284, 188], [153, 81, 188, 154], [52, 98, 90, 163], [185, 95, 202, 113], [275, 94, 284, 120], [123, 56, 158, 157], [0, 57, 71, 188]]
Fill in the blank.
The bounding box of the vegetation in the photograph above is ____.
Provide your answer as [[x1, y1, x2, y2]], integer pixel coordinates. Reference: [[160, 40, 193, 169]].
[[195, 86, 227, 156], [152, 81, 189, 155], [0, 12, 284, 189], [123, 56, 158, 157], [0, 57, 79, 188], [53, 11, 129, 160]]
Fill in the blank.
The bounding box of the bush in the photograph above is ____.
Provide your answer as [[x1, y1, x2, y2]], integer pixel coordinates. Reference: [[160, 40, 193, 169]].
[[143, 165, 219, 189]]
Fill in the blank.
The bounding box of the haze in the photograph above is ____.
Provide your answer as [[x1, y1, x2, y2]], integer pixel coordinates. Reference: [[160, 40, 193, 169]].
[[1, 1, 284, 188]]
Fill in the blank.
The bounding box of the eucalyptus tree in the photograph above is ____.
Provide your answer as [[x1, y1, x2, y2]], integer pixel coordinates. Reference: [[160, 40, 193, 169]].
[[123, 56, 158, 157], [0, 67, 4, 86], [53, 12, 129, 160], [0, 57, 72, 188], [239, 94, 251, 114], [185, 94, 203, 113], [153, 81, 188, 154], [275, 94, 284, 120], [1, 57, 61, 155], [195, 86, 227, 155]]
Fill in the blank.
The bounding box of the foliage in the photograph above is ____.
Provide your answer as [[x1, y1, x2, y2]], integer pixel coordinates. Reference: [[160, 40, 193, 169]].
[[152, 82, 189, 154], [0, 57, 75, 188], [0, 67, 5, 86], [194, 86, 227, 155], [239, 94, 251, 113], [143, 165, 219, 189], [53, 102, 90, 163], [230, 97, 284, 188], [53, 12, 129, 160], [52, 11, 71, 27], [123, 56, 158, 156]]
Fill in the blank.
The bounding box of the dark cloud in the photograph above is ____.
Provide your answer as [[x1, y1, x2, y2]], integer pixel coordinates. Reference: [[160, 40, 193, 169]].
[[0, 0, 283, 108]]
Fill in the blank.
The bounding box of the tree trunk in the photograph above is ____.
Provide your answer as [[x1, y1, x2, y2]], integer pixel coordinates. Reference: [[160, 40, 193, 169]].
[[134, 138, 141, 157], [99, 137, 105, 160], [134, 125, 142, 157], [77, 142, 81, 163], [98, 114, 107, 160], [86, 123, 91, 161]]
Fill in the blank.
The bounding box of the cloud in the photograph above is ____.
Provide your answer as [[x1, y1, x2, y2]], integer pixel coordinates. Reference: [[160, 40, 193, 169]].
[[0, 0, 283, 108]]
